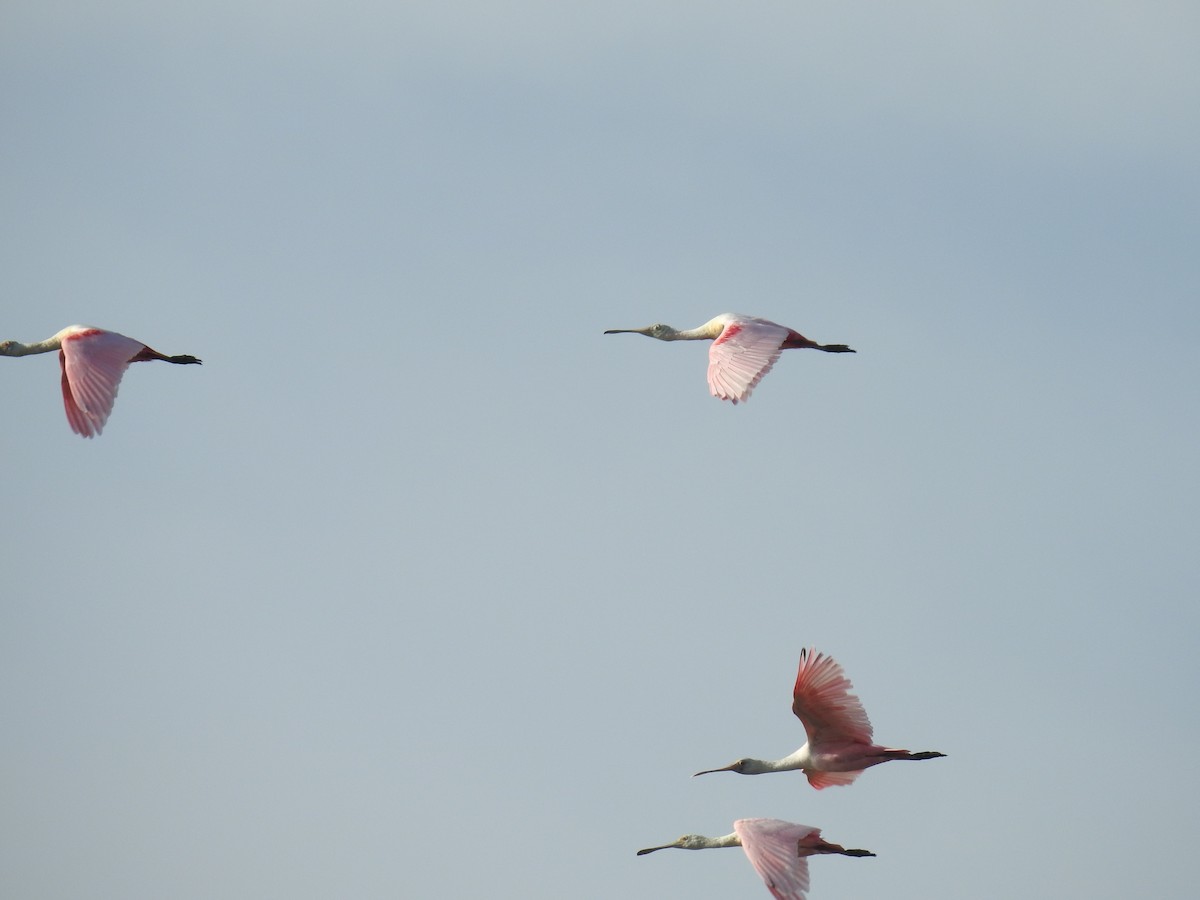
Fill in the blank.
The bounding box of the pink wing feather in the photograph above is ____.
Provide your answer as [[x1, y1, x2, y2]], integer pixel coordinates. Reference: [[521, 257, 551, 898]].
[[734, 819, 815, 900], [791, 648, 874, 746], [59, 354, 92, 437], [706, 317, 789, 403], [805, 768, 863, 789], [59, 329, 144, 437]]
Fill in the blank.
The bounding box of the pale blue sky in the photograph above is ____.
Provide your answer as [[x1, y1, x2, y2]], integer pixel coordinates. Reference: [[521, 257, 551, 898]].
[[2, 2, 1198, 898]]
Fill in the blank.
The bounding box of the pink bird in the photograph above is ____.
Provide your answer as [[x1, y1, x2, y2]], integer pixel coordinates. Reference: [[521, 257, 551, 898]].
[[603, 313, 854, 403], [637, 817, 873, 900], [0, 325, 201, 438], [694, 648, 945, 789]]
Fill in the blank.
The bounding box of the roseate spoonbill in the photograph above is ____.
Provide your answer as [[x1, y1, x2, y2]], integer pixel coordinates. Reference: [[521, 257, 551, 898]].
[[0, 325, 201, 438], [694, 648, 945, 789], [637, 817, 873, 900], [603, 313, 854, 403]]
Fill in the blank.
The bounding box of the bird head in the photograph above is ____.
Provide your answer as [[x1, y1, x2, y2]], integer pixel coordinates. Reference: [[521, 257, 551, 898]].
[[636, 835, 703, 854], [603, 323, 678, 341], [692, 759, 749, 776]]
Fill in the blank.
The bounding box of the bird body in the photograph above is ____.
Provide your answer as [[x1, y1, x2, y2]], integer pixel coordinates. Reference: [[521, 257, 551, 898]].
[[604, 313, 853, 403], [637, 817, 873, 900], [0, 325, 201, 437], [694, 648, 945, 789]]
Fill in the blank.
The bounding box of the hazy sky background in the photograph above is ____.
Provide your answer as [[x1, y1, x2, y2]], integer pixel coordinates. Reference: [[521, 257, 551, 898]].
[[2, 2, 1197, 898]]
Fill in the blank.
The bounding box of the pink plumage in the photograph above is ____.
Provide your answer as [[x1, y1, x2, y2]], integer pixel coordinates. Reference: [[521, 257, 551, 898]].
[[638, 817, 874, 900], [694, 647, 946, 787], [604, 312, 854, 403], [1, 325, 201, 437], [706, 317, 790, 403], [59, 328, 144, 437], [734, 819, 817, 900], [792, 648, 875, 747]]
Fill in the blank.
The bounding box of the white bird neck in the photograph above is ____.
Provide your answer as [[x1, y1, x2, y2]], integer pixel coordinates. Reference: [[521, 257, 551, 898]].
[[0, 336, 62, 357], [745, 747, 811, 774], [695, 832, 742, 850], [673, 317, 727, 341], [0, 326, 100, 358]]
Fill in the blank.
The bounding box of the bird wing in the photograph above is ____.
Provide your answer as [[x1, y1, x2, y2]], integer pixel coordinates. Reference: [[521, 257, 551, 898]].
[[791, 648, 874, 746], [59, 329, 142, 437], [706, 317, 788, 403], [59, 353, 93, 437], [734, 819, 814, 900], [805, 768, 863, 789]]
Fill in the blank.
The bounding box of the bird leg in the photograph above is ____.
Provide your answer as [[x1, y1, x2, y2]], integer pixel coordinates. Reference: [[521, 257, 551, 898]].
[[808, 839, 876, 858], [130, 347, 202, 365]]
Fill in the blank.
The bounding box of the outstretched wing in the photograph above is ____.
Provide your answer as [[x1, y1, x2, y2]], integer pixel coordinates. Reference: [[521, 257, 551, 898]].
[[60, 329, 142, 437], [792, 647, 874, 746], [706, 316, 789, 403], [734, 819, 815, 900]]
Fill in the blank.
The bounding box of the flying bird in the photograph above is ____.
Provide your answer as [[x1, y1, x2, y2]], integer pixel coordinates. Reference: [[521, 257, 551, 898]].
[[637, 817, 873, 900], [0, 325, 201, 437], [694, 648, 945, 789], [604, 313, 853, 403]]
